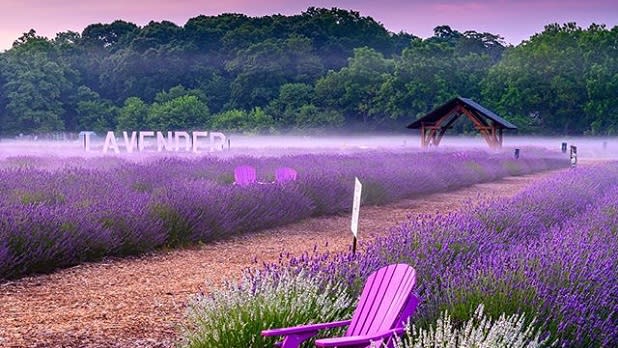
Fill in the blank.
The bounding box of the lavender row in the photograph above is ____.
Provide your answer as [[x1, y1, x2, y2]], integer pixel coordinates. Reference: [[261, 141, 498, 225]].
[[259, 163, 618, 347], [455, 184, 618, 347], [0, 149, 567, 279]]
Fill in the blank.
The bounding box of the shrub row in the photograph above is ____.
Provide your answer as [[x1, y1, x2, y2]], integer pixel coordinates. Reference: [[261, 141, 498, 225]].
[[0, 149, 567, 279]]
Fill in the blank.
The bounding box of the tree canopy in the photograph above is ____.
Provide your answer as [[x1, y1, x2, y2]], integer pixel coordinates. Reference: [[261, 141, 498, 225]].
[[0, 9, 615, 135]]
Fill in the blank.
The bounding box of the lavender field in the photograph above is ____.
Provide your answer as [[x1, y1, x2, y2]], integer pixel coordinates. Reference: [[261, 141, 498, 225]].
[[0, 148, 566, 280], [184, 162, 618, 348]]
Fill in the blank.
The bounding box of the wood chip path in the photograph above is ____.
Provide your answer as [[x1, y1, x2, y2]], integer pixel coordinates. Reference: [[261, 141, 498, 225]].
[[0, 170, 560, 347]]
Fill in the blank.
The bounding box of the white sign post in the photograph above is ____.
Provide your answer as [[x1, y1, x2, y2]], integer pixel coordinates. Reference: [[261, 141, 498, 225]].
[[351, 177, 362, 254]]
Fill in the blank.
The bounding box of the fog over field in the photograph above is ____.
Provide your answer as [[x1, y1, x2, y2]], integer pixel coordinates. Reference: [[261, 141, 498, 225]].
[[0, 134, 616, 161]]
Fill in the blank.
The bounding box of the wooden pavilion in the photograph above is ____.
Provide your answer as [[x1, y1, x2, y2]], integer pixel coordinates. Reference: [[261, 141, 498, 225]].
[[406, 97, 517, 149]]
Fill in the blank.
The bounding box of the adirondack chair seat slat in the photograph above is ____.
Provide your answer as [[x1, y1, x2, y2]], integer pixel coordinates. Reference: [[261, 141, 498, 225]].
[[314, 328, 404, 347], [261, 264, 419, 348], [261, 319, 352, 336]]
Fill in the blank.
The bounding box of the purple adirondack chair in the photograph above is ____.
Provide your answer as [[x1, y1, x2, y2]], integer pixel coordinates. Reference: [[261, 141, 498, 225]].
[[261, 264, 420, 348], [275, 167, 298, 183], [234, 165, 257, 186]]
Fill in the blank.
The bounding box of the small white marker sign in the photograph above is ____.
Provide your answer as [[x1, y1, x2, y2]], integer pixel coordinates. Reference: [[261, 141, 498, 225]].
[[351, 177, 362, 238]]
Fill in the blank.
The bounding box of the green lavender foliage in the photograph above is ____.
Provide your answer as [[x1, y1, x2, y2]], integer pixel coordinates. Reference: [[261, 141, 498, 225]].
[[181, 269, 354, 348], [393, 304, 554, 348]]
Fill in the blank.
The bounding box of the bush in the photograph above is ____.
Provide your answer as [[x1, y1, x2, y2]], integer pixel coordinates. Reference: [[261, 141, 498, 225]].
[[181, 269, 354, 348], [393, 304, 553, 348], [0, 148, 568, 279]]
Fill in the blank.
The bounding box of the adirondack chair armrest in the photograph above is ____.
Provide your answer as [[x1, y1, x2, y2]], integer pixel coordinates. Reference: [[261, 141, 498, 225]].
[[261, 319, 353, 337], [314, 327, 405, 347]]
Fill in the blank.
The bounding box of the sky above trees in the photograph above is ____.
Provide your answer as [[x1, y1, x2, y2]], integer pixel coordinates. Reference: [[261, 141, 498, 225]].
[[1, 0, 616, 50]]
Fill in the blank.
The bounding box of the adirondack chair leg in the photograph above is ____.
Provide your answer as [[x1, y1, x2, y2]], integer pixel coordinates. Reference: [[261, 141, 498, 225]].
[[280, 332, 318, 348]]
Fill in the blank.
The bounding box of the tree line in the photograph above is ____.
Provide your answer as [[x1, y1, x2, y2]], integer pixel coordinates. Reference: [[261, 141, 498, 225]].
[[0, 8, 616, 136]]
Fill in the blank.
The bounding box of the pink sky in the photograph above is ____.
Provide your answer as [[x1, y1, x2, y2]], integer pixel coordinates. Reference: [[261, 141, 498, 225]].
[[0, 0, 616, 50]]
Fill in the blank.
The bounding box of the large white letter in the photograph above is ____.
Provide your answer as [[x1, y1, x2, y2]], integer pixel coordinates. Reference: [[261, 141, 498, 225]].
[[138, 131, 155, 152], [192, 131, 209, 153], [209, 132, 226, 152], [174, 131, 191, 152], [122, 131, 138, 153], [103, 131, 119, 154], [156, 131, 173, 152]]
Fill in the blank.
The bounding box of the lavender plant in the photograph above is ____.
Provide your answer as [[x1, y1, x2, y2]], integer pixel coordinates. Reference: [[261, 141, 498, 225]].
[[0, 149, 567, 279], [392, 304, 554, 348], [181, 269, 354, 348]]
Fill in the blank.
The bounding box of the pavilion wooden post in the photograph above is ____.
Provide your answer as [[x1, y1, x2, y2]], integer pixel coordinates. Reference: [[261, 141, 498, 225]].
[[420, 112, 455, 148], [458, 106, 502, 149]]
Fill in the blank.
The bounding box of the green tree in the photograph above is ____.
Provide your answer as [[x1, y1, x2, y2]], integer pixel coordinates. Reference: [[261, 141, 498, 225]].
[[117, 96, 149, 130], [226, 35, 323, 109], [81, 20, 138, 51], [0, 10, 614, 135], [98, 45, 193, 103], [210, 109, 248, 132], [211, 107, 274, 133], [154, 85, 206, 103], [130, 21, 182, 53], [315, 47, 393, 125], [586, 63, 618, 135], [75, 86, 118, 132], [375, 33, 495, 127], [297, 7, 394, 68], [198, 73, 231, 114], [267, 83, 343, 129], [582, 25, 618, 135], [482, 23, 616, 134], [268, 83, 314, 125], [76, 20, 138, 97], [295, 105, 344, 129], [146, 95, 210, 130], [0, 31, 75, 133], [247, 107, 275, 133]]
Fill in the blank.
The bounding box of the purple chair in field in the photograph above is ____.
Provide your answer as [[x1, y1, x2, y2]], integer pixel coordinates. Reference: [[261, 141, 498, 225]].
[[234, 165, 257, 186], [275, 167, 298, 183], [261, 264, 420, 348]]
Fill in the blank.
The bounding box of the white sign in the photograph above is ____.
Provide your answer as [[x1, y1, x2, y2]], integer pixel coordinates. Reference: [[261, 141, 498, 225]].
[[351, 177, 362, 238], [87, 131, 226, 153]]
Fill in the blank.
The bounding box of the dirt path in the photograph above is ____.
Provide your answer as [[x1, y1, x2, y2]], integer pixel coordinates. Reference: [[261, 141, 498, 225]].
[[0, 170, 560, 348]]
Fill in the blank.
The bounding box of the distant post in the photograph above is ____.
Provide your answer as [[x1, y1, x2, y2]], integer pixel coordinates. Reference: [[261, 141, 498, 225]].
[[351, 177, 362, 255], [81, 131, 93, 152], [514, 148, 520, 159], [570, 145, 577, 168]]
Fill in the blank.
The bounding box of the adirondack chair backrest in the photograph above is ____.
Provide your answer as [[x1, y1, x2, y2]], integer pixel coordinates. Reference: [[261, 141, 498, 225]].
[[345, 264, 417, 337], [275, 167, 297, 183], [234, 165, 257, 186]]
